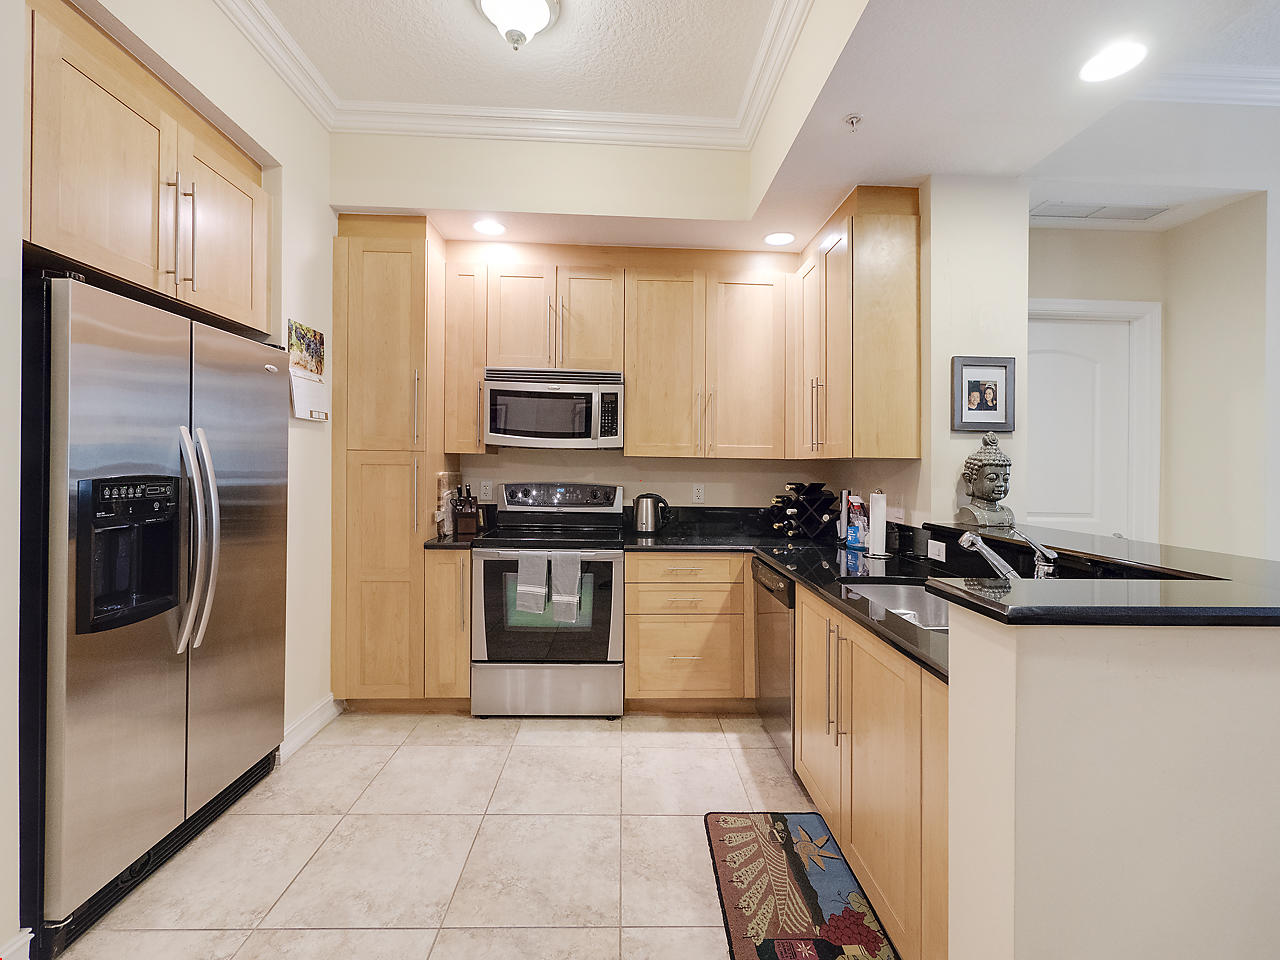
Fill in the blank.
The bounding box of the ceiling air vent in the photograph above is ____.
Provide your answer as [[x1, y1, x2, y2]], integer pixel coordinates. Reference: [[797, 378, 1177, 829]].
[[1031, 201, 1170, 222]]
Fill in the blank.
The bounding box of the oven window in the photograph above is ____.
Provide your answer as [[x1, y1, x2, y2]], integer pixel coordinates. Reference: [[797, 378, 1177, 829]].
[[477, 558, 617, 663], [490, 389, 592, 440]]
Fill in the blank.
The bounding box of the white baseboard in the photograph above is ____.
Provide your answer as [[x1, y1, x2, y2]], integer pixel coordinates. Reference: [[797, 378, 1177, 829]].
[[279, 693, 343, 762], [1, 929, 32, 960]]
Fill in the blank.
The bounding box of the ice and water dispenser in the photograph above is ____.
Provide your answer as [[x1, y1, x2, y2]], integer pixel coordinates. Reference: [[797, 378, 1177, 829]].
[[76, 475, 180, 632]]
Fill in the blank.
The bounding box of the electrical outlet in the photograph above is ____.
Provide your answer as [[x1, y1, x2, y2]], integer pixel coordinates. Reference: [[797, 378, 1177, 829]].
[[889, 507, 906, 523], [479, 480, 493, 501], [692, 483, 706, 504], [927, 539, 947, 562]]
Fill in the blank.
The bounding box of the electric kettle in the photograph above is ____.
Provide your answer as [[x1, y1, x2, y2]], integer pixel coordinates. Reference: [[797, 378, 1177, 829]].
[[633, 493, 670, 533]]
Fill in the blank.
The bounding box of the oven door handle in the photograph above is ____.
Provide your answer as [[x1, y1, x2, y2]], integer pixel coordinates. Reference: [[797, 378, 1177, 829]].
[[473, 548, 623, 561]]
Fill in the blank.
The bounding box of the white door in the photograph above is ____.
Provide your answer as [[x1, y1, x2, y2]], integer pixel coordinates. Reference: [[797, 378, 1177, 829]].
[[1027, 317, 1133, 536]]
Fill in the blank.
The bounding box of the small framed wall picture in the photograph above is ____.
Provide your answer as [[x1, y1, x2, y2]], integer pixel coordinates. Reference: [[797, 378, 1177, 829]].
[[952, 356, 1015, 432]]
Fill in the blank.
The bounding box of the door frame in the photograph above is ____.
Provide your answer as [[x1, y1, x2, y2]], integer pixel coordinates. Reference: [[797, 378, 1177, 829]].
[[1027, 298, 1162, 542]]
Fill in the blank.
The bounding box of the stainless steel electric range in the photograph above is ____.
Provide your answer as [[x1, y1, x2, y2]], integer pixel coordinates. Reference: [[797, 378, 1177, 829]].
[[470, 482, 624, 717]]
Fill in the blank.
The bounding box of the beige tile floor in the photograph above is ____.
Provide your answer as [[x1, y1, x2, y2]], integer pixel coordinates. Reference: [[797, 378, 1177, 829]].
[[67, 713, 814, 960]]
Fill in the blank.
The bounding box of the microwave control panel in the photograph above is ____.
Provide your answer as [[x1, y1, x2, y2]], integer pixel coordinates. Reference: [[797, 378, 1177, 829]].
[[599, 393, 620, 438]]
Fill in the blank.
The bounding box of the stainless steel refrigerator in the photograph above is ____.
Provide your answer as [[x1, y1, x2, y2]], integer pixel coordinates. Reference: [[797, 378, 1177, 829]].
[[41, 278, 288, 929]]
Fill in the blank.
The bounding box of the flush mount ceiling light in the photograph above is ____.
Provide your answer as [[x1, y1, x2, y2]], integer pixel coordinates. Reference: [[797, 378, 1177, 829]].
[[1079, 40, 1148, 82], [764, 232, 795, 246], [474, 0, 560, 51], [473, 218, 507, 235]]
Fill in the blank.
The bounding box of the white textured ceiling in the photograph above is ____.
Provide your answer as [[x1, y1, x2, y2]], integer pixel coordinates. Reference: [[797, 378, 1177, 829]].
[[1185, 2, 1280, 67], [262, 0, 776, 118]]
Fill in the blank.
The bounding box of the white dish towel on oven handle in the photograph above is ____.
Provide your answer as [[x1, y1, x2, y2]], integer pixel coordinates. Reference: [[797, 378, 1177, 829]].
[[516, 550, 550, 613], [550, 551, 582, 623]]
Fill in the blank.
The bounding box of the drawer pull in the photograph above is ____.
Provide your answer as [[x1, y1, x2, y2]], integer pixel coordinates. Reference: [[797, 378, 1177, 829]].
[[666, 597, 704, 603], [668, 656, 704, 660], [665, 567, 704, 573]]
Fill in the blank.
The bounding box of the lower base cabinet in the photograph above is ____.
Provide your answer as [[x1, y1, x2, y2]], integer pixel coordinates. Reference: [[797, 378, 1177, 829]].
[[793, 586, 948, 960], [424, 550, 471, 698]]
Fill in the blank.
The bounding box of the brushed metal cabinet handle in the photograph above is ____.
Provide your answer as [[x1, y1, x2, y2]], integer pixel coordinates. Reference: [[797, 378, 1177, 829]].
[[666, 597, 704, 603], [559, 295, 566, 367], [669, 656, 704, 660], [182, 180, 197, 290], [824, 618, 833, 735], [164, 171, 181, 291], [458, 558, 466, 630], [413, 458, 420, 532], [413, 369, 420, 446], [706, 390, 714, 455], [694, 390, 702, 455], [547, 295, 554, 366], [665, 567, 703, 573], [817, 380, 826, 447], [835, 628, 844, 741]]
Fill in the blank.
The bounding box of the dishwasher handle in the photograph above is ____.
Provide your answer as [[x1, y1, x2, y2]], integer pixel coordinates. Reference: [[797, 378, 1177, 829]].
[[751, 558, 794, 607]]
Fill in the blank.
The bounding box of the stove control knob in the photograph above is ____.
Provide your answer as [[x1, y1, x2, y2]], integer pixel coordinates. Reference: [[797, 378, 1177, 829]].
[[520, 488, 532, 501], [589, 488, 602, 502]]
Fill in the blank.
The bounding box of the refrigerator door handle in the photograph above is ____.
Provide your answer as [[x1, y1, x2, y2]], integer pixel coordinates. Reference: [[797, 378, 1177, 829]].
[[176, 425, 208, 655], [191, 427, 222, 649]]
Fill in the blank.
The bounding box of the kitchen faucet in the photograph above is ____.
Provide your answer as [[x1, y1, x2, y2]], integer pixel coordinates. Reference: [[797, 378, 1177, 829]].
[[958, 531, 1021, 579], [1008, 527, 1058, 579]]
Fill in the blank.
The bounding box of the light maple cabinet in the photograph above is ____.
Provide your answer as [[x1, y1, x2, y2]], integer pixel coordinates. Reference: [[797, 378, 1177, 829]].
[[920, 672, 949, 960], [557, 265, 624, 370], [842, 619, 923, 960], [486, 264, 557, 367], [789, 257, 825, 459], [706, 272, 787, 459], [794, 587, 843, 832], [623, 552, 752, 699], [177, 128, 270, 332], [444, 263, 488, 454], [29, 10, 178, 295], [623, 270, 707, 458], [424, 551, 471, 698], [27, 5, 273, 334], [342, 238, 427, 451], [340, 451, 426, 699]]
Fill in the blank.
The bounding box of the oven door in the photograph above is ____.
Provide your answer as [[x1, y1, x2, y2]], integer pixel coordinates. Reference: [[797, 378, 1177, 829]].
[[483, 381, 600, 449], [472, 549, 623, 663]]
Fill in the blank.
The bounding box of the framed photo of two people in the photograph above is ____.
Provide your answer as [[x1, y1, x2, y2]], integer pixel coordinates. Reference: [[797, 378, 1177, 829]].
[[952, 356, 1015, 431]]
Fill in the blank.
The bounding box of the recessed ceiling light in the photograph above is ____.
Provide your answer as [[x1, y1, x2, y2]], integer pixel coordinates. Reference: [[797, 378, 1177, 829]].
[[764, 232, 795, 246], [475, 0, 559, 51], [1079, 40, 1148, 82], [473, 219, 506, 236]]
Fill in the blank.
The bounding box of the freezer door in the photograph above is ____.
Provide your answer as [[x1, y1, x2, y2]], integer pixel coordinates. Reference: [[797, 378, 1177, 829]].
[[44, 280, 192, 921], [187, 323, 288, 812]]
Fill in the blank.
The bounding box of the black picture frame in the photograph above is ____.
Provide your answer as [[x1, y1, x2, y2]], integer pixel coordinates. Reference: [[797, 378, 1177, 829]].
[[952, 356, 1015, 432]]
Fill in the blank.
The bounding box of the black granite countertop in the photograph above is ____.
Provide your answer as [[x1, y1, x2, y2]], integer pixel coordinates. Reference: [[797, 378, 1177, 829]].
[[922, 521, 1280, 626], [424, 536, 474, 550]]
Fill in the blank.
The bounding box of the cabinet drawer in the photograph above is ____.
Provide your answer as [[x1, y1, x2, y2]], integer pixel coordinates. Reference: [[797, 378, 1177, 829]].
[[625, 552, 744, 584], [624, 582, 743, 615], [624, 615, 744, 698]]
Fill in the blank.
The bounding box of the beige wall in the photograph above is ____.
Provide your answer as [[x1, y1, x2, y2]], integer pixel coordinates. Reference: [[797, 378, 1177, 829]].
[[84, 0, 337, 726], [1028, 228, 1165, 302], [4, 0, 27, 945], [832, 176, 1031, 527], [1162, 194, 1268, 556]]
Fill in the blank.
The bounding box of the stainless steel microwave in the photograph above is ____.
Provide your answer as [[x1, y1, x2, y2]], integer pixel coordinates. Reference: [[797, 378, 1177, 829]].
[[482, 368, 623, 449]]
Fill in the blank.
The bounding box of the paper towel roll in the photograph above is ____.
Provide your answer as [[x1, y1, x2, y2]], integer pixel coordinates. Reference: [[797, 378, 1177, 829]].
[[868, 491, 889, 557]]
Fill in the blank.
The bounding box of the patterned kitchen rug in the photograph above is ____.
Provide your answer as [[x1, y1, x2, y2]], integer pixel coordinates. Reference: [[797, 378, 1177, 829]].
[[704, 812, 900, 960]]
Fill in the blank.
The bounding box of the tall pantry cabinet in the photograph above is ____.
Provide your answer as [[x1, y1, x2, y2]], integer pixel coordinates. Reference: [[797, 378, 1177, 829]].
[[332, 218, 463, 701]]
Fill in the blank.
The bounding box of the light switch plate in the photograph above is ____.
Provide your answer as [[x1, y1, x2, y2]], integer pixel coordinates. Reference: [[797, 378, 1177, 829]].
[[479, 480, 493, 501], [692, 483, 706, 504], [927, 539, 947, 562]]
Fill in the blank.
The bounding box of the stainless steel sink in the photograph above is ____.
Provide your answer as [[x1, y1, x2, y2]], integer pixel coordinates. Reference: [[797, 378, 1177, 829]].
[[839, 583, 950, 631]]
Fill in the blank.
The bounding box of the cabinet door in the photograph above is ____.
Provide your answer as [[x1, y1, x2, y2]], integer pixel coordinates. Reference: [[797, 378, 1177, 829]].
[[921, 672, 948, 960], [424, 550, 471, 698], [342, 452, 425, 699], [556, 265, 624, 370], [444, 263, 487, 454], [177, 128, 270, 332], [793, 589, 841, 824], [345, 238, 426, 451], [706, 272, 787, 459], [624, 615, 744, 698], [845, 620, 923, 960], [623, 270, 706, 457], [822, 222, 854, 458], [30, 12, 178, 294], [487, 264, 556, 367]]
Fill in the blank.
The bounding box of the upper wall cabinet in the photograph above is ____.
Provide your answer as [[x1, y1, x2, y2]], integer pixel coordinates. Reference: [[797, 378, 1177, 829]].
[[486, 264, 557, 367], [177, 128, 270, 332], [556, 265, 624, 370], [26, 4, 273, 335], [623, 270, 706, 458], [444, 263, 488, 454], [341, 238, 427, 451], [706, 272, 787, 459], [30, 11, 178, 295]]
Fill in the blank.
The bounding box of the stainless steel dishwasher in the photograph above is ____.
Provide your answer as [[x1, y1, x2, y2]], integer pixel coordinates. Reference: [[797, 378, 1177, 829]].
[[752, 558, 795, 769]]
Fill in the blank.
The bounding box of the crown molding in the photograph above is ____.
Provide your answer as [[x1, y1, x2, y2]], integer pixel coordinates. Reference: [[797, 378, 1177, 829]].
[[1138, 63, 1280, 107], [213, 0, 814, 149]]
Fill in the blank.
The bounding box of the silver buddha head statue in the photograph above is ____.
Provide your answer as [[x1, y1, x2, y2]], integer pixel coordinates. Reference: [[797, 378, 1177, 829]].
[[957, 432, 1015, 527]]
